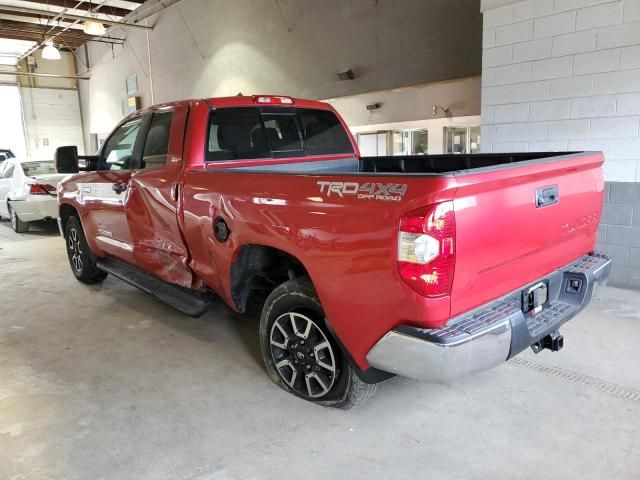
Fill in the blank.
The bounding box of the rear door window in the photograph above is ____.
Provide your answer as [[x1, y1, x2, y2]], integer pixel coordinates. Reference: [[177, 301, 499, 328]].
[[142, 112, 173, 168], [206, 107, 353, 162]]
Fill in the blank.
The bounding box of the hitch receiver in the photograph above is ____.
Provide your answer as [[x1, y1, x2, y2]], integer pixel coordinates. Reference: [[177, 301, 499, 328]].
[[531, 331, 564, 353]]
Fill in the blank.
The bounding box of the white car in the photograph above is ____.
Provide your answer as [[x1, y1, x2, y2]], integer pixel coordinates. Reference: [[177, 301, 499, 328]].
[[0, 158, 68, 233]]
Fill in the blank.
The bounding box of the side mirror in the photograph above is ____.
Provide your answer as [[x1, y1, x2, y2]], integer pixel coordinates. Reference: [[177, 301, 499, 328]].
[[54, 146, 79, 174], [79, 155, 99, 171]]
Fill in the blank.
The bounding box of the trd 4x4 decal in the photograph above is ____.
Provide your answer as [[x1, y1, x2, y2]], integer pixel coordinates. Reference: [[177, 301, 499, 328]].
[[317, 181, 408, 202]]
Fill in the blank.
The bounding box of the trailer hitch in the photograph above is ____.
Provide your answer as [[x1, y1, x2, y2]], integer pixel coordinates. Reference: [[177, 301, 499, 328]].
[[531, 331, 564, 353]]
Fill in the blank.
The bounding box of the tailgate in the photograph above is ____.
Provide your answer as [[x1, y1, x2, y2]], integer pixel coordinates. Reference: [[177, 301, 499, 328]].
[[450, 152, 604, 317]]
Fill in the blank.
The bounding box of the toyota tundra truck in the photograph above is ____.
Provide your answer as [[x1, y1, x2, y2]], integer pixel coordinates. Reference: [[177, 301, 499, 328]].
[[55, 95, 611, 408]]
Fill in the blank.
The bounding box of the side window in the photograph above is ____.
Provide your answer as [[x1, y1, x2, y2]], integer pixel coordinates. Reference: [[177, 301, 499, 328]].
[[262, 114, 303, 153], [142, 112, 173, 168], [101, 117, 144, 171], [2, 164, 15, 179], [206, 108, 269, 161]]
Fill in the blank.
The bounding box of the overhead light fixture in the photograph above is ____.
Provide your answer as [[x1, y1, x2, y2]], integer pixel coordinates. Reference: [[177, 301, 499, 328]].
[[84, 0, 106, 36], [41, 43, 61, 60], [84, 19, 106, 36], [366, 102, 381, 111]]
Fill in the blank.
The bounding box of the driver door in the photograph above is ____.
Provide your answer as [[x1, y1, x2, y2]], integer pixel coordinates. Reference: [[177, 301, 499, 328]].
[[80, 115, 148, 263]]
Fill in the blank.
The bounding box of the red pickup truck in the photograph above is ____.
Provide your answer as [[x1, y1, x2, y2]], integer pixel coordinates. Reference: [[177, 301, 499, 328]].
[[56, 95, 611, 408]]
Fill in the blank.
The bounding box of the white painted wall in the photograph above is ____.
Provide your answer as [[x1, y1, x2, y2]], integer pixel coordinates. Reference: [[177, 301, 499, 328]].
[[78, 0, 482, 137], [326, 76, 481, 126], [0, 85, 27, 158], [481, 0, 640, 182], [21, 87, 85, 160]]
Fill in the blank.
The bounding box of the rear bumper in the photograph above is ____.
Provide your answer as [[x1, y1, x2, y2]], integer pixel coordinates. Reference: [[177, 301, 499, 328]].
[[10, 196, 58, 222], [366, 252, 612, 383]]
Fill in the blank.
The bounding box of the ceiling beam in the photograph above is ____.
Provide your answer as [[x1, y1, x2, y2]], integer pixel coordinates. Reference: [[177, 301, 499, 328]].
[[0, 31, 83, 49], [0, 70, 89, 80], [0, 8, 99, 29], [0, 22, 125, 51], [0, 4, 152, 29], [24, 0, 134, 19]]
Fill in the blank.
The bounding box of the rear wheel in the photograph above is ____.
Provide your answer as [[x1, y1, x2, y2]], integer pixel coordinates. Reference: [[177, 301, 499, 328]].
[[8, 203, 29, 233], [259, 278, 378, 409], [64, 216, 107, 284]]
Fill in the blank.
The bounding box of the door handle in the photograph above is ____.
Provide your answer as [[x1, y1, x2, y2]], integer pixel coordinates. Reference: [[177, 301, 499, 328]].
[[535, 185, 559, 208], [112, 182, 127, 194]]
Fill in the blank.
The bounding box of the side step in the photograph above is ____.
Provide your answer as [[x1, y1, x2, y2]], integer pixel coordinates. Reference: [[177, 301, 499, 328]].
[[96, 258, 210, 318]]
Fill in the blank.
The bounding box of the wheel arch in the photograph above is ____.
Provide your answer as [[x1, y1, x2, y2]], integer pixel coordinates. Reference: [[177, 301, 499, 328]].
[[229, 244, 312, 314], [59, 203, 79, 233]]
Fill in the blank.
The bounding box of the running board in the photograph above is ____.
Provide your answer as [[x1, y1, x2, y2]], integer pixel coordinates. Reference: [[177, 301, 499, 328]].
[[96, 258, 210, 318]]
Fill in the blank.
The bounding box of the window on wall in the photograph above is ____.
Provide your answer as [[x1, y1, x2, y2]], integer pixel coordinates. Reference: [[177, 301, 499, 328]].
[[469, 126, 481, 154], [411, 129, 428, 155], [444, 126, 480, 154], [356, 130, 430, 156], [391, 131, 409, 155]]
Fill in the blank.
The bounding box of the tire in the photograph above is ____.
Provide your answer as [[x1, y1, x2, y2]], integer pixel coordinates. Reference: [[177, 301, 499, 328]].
[[260, 278, 378, 409], [8, 203, 29, 233], [64, 216, 108, 284]]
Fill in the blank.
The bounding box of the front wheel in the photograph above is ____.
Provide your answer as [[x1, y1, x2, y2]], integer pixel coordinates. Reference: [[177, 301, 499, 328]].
[[64, 216, 108, 284], [8, 203, 29, 233], [259, 278, 377, 409]]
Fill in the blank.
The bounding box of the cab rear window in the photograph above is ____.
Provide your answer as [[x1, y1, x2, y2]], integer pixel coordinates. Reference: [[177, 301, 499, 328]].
[[206, 107, 353, 162]]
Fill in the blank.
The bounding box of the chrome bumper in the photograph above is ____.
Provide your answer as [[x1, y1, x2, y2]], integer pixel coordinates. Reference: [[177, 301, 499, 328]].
[[366, 252, 612, 383]]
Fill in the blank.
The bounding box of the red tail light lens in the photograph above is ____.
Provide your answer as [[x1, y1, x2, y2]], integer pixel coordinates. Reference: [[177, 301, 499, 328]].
[[397, 201, 456, 297], [29, 184, 55, 195]]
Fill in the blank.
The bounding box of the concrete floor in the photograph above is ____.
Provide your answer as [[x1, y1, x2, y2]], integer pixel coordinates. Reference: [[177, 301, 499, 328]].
[[0, 220, 639, 480]]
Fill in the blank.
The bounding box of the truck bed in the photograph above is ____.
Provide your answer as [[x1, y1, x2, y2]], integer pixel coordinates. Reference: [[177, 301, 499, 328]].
[[216, 151, 582, 175], [185, 150, 604, 367]]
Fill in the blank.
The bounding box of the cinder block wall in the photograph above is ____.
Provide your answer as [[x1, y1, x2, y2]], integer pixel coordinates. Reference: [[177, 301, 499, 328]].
[[600, 182, 640, 288], [480, 0, 640, 289]]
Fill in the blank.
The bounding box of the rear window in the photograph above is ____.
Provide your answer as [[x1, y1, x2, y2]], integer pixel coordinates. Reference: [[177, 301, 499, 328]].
[[22, 161, 56, 176], [297, 108, 354, 155], [206, 107, 353, 162]]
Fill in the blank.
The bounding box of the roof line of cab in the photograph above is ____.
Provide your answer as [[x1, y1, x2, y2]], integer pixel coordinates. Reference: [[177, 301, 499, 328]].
[[129, 95, 333, 118]]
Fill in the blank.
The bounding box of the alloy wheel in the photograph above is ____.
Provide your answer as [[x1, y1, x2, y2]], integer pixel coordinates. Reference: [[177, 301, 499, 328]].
[[270, 312, 337, 399], [10, 207, 17, 231], [68, 227, 83, 272]]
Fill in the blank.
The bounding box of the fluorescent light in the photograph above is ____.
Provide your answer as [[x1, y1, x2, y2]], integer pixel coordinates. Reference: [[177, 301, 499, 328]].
[[42, 43, 61, 60], [84, 20, 106, 36]]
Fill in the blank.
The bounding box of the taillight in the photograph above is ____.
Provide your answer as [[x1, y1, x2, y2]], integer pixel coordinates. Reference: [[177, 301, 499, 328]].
[[397, 201, 456, 297], [29, 184, 55, 195]]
